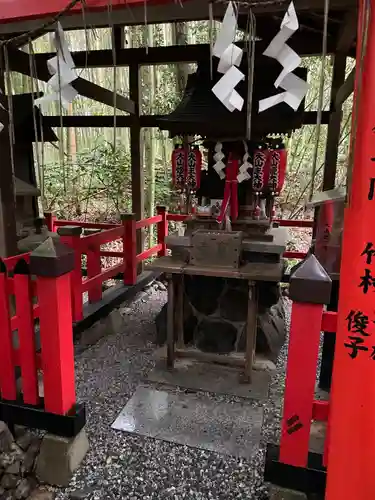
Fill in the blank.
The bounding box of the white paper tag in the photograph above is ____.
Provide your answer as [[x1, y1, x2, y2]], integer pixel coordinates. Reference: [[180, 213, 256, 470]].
[[213, 2, 237, 58], [212, 66, 245, 102], [217, 44, 243, 74]]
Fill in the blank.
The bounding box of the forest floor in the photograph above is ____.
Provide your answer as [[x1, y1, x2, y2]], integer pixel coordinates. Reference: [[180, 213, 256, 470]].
[[54, 283, 300, 500]]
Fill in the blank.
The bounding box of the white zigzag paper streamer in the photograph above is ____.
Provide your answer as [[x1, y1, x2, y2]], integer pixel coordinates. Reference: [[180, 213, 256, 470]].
[[259, 2, 308, 112], [213, 142, 226, 180], [237, 142, 253, 183], [212, 2, 245, 112], [35, 23, 78, 110]]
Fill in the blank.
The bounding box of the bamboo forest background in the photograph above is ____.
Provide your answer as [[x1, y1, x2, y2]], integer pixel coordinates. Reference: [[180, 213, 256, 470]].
[[9, 22, 354, 250]]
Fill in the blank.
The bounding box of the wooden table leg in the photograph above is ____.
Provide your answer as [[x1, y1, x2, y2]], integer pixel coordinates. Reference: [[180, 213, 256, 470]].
[[166, 274, 175, 370], [243, 280, 258, 384], [175, 275, 184, 349]]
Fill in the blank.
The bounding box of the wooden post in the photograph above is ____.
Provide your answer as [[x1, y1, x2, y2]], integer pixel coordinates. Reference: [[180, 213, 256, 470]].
[[57, 226, 83, 322], [0, 59, 18, 257], [166, 274, 175, 370], [44, 212, 56, 232], [322, 54, 347, 191], [122, 213, 137, 286], [13, 259, 39, 405], [243, 281, 258, 384], [129, 62, 144, 274], [279, 255, 331, 467], [0, 260, 17, 400], [156, 205, 168, 257], [29, 238, 76, 415], [84, 228, 102, 303], [326, 0, 375, 496]]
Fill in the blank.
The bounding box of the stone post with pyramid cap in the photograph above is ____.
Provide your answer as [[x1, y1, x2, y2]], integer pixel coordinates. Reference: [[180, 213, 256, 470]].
[[30, 237, 89, 487], [29, 237, 77, 415], [279, 254, 332, 468], [264, 253, 332, 497]]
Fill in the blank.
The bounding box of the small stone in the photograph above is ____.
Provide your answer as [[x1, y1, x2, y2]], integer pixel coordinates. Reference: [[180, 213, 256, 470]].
[[16, 432, 32, 452], [29, 487, 55, 500], [14, 478, 35, 500], [157, 282, 167, 292], [69, 487, 95, 499], [0, 423, 14, 453], [1, 474, 20, 490], [0, 491, 15, 500], [21, 439, 41, 476], [5, 461, 20, 475]]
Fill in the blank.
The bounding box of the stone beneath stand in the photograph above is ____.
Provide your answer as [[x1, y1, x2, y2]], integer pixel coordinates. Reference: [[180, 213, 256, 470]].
[[155, 275, 286, 361]]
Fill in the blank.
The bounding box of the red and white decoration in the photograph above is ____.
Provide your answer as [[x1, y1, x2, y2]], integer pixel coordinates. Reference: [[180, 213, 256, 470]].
[[171, 144, 202, 191]]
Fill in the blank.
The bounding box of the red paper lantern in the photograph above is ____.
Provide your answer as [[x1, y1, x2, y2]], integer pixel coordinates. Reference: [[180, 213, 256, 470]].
[[252, 147, 270, 193], [171, 145, 185, 190], [268, 146, 287, 194], [187, 146, 202, 190]]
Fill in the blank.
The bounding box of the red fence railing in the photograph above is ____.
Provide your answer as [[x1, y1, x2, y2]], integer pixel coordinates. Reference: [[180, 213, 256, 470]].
[[44, 209, 314, 322], [0, 246, 83, 436]]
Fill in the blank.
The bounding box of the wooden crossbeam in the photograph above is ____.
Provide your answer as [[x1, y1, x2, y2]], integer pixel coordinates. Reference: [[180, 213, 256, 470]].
[[9, 48, 135, 114], [43, 111, 331, 128], [335, 67, 355, 108]]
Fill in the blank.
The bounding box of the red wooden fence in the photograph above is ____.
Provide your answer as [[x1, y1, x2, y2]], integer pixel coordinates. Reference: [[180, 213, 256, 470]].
[[0, 252, 77, 418]]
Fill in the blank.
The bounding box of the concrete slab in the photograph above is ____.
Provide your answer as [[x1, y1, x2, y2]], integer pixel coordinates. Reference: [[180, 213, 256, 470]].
[[112, 386, 264, 459], [147, 359, 270, 400]]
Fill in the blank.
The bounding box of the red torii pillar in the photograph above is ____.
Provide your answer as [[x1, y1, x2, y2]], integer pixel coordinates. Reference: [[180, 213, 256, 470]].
[[325, 0, 375, 498]]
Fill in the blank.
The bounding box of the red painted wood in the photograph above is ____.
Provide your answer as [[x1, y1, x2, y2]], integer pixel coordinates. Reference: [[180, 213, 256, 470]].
[[312, 400, 329, 422], [136, 215, 162, 230], [326, 0, 375, 496], [123, 217, 137, 286], [80, 227, 124, 250], [279, 302, 323, 467], [274, 219, 314, 228], [13, 350, 42, 371], [137, 244, 163, 263], [81, 262, 124, 293], [166, 213, 190, 222], [0, 0, 176, 23], [59, 234, 83, 322], [13, 273, 39, 405], [44, 212, 56, 232], [86, 246, 102, 303], [3, 253, 30, 273], [37, 274, 76, 415], [100, 251, 123, 258], [55, 220, 118, 230], [10, 304, 39, 331], [283, 251, 307, 259], [157, 207, 168, 257], [321, 311, 337, 333], [0, 271, 17, 400]]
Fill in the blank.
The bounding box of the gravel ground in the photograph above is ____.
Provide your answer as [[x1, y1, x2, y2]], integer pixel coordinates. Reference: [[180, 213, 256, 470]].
[[55, 283, 293, 500]]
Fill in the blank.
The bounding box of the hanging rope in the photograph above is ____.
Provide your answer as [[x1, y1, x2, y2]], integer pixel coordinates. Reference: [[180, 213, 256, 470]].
[[345, 0, 371, 206], [309, 0, 330, 200], [107, 0, 118, 149], [246, 9, 256, 140]]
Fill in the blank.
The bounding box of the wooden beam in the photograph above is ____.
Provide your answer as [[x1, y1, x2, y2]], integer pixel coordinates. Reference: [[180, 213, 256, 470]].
[[8, 39, 337, 79], [335, 67, 355, 108], [323, 54, 347, 190], [0, 0, 357, 35], [8, 48, 135, 114], [72, 78, 135, 114], [43, 111, 331, 129], [336, 9, 357, 53], [112, 26, 125, 53], [129, 62, 144, 272]]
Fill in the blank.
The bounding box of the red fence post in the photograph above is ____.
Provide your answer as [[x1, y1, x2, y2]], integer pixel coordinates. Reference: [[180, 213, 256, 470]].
[[122, 213, 137, 286], [84, 228, 102, 303], [44, 211, 56, 232], [13, 259, 39, 406], [279, 254, 331, 467], [156, 205, 168, 257], [0, 260, 17, 401], [57, 226, 83, 322], [29, 238, 76, 415]]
